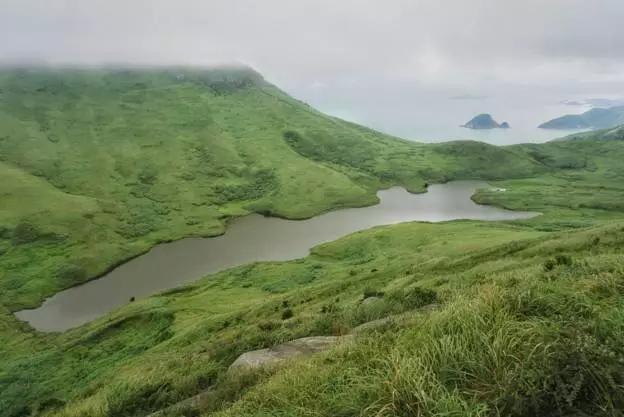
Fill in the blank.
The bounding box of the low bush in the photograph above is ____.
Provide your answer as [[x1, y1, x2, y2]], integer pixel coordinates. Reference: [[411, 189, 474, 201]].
[[11, 222, 42, 245], [362, 288, 384, 299], [555, 254, 573, 266], [257, 320, 280, 331], [281, 309, 294, 320], [56, 263, 88, 285], [0, 225, 11, 239], [544, 254, 574, 272], [544, 258, 556, 271]]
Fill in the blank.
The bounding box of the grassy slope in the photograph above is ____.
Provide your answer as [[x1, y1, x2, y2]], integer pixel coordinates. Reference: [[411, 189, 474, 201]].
[[1, 221, 547, 417], [215, 223, 624, 417], [0, 67, 378, 311], [5, 67, 621, 312], [2, 68, 624, 416], [6, 221, 624, 417]]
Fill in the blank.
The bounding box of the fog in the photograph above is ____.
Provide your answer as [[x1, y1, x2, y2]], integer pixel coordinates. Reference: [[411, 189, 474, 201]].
[[2, 0, 623, 141]]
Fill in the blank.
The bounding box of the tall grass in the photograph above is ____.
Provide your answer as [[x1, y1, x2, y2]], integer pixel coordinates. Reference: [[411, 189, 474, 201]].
[[212, 229, 624, 417]]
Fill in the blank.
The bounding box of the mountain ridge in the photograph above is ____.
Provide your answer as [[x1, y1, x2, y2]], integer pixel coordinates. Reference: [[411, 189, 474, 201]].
[[2, 67, 624, 417]]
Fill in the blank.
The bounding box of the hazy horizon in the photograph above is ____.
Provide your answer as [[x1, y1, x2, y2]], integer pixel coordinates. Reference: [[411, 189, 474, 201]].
[[3, 0, 623, 143]]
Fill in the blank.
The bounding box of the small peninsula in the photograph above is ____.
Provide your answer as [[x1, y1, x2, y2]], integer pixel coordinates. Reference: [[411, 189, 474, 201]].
[[539, 106, 624, 130]]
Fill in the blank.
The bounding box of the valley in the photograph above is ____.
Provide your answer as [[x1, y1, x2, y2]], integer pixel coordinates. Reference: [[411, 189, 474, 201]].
[[2, 67, 624, 417], [15, 181, 536, 332]]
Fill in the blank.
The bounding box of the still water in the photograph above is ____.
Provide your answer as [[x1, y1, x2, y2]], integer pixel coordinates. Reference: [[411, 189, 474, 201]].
[[16, 181, 538, 332], [306, 86, 593, 145]]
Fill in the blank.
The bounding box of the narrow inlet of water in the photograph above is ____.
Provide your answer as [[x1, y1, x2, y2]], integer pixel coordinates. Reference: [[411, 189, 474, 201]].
[[16, 181, 538, 332]]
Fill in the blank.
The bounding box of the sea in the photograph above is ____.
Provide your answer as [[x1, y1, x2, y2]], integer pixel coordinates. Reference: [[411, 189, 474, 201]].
[[296, 85, 601, 146]]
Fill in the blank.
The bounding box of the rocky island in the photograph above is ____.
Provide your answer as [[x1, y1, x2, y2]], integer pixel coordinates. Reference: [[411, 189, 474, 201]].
[[462, 114, 510, 129]]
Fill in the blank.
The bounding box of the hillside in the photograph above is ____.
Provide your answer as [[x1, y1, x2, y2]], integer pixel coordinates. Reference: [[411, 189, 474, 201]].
[[2, 67, 624, 417], [539, 105, 624, 129], [0, 66, 555, 313]]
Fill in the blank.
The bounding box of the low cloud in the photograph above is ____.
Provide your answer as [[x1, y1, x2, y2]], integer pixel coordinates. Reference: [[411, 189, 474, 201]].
[[2, 0, 623, 107]]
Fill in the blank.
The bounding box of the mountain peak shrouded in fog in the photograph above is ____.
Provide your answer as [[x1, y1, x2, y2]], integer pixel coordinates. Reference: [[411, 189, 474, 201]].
[[2, 0, 623, 141], [2, 0, 623, 90]]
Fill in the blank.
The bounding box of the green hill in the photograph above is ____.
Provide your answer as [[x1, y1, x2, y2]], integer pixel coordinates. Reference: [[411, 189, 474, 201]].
[[2, 67, 624, 417], [0, 67, 552, 312]]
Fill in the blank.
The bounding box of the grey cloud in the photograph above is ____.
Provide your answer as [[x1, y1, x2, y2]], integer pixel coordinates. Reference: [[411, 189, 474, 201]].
[[1, 0, 623, 120]]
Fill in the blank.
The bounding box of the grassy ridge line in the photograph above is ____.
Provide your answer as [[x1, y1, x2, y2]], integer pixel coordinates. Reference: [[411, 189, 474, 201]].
[[6, 220, 624, 417], [216, 223, 624, 417], [0, 220, 545, 416]]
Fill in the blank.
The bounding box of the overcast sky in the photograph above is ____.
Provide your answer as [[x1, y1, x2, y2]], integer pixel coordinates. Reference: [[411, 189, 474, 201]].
[[2, 0, 623, 138]]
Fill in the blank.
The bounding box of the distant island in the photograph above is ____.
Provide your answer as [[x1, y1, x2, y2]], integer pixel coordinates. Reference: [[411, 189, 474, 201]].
[[462, 114, 510, 129], [560, 98, 624, 107], [539, 106, 624, 130], [450, 94, 488, 100]]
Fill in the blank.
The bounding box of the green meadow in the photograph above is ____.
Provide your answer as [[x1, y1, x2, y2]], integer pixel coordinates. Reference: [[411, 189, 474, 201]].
[[1, 67, 624, 417]]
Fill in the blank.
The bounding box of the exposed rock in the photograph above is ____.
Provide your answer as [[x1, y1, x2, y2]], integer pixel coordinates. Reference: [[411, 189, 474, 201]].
[[149, 305, 442, 416], [361, 296, 383, 305], [228, 336, 349, 372], [352, 317, 395, 334]]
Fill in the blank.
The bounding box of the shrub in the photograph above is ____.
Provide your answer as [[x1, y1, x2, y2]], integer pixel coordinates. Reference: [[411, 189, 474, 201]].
[[544, 254, 573, 272], [283, 130, 303, 143], [281, 309, 294, 320], [312, 312, 349, 335], [11, 222, 41, 245], [555, 254, 573, 266], [257, 320, 280, 331], [393, 286, 437, 309], [351, 299, 394, 325], [37, 398, 65, 414], [56, 263, 88, 284], [0, 225, 11, 239], [138, 166, 158, 184], [116, 221, 154, 238], [543, 259, 556, 271], [7, 405, 31, 417], [403, 287, 438, 309], [363, 289, 385, 299]]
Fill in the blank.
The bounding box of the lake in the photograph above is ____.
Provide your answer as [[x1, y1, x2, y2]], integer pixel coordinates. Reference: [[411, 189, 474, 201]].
[[15, 181, 538, 332]]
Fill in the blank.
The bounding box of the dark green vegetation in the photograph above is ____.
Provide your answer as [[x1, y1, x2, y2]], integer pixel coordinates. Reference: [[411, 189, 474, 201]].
[[461, 114, 509, 129], [539, 105, 624, 129], [2, 67, 624, 417]]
